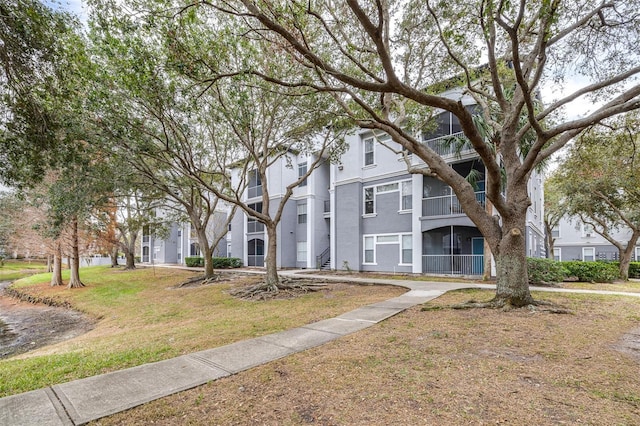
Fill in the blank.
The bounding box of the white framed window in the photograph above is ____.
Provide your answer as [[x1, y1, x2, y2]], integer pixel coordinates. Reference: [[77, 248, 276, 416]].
[[363, 233, 413, 266], [248, 169, 262, 198], [401, 235, 412, 265], [364, 138, 375, 166], [364, 236, 375, 264], [247, 202, 264, 233], [363, 179, 412, 216], [583, 247, 595, 261], [553, 247, 561, 261], [364, 187, 375, 215], [376, 183, 398, 193], [635, 246, 640, 261], [377, 235, 399, 243], [298, 161, 308, 186], [297, 242, 307, 262], [297, 203, 307, 224], [582, 223, 594, 238], [551, 225, 560, 238], [401, 181, 412, 211]]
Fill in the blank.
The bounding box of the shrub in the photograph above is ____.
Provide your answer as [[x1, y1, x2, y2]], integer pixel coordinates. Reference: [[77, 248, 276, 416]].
[[185, 257, 204, 267], [629, 262, 640, 279], [527, 257, 567, 285], [211, 257, 242, 269], [561, 261, 618, 283]]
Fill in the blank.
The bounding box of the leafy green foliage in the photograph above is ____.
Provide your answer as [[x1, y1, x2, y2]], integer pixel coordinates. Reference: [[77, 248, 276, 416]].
[[184, 256, 203, 267], [629, 263, 640, 279], [184, 257, 242, 268], [211, 257, 242, 269], [562, 261, 619, 283], [527, 257, 567, 285]]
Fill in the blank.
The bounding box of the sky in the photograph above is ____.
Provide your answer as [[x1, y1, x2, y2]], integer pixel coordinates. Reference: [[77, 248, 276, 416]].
[[45, 0, 87, 22]]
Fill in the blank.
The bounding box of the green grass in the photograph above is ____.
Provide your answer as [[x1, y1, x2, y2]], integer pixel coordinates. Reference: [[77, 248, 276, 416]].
[[0, 259, 48, 281], [0, 266, 403, 397]]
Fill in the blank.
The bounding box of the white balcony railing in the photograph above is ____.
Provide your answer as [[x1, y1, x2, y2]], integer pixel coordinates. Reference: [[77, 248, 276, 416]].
[[423, 132, 475, 158], [422, 191, 485, 217], [422, 254, 484, 275]]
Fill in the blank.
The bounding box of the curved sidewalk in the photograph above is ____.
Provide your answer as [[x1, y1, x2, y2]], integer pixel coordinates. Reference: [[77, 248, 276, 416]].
[[2, 270, 639, 425]]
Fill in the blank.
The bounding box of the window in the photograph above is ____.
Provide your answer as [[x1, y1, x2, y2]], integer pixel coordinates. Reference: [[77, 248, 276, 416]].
[[377, 183, 398, 193], [297, 241, 307, 262], [583, 247, 595, 261], [363, 233, 413, 266], [247, 202, 264, 233], [364, 187, 375, 214], [401, 235, 412, 264], [401, 181, 412, 211], [363, 180, 412, 216], [364, 236, 375, 263], [551, 225, 560, 238], [582, 223, 594, 238], [247, 238, 264, 266], [364, 138, 374, 166], [377, 235, 399, 243], [297, 203, 307, 224], [298, 162, 308, 186], [177, 229, 182, 238], [190, 242, 200, 256], [553, 248, 561, 261], [248, 169, 262, 198], [422, 111, 462, 141], [636, 246, 640, 261]]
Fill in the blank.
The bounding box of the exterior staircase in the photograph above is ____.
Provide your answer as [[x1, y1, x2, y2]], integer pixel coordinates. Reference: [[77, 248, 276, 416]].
[[316, 248, 331, 270]]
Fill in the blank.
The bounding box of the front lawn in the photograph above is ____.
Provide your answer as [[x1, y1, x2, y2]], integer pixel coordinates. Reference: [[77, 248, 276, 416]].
[[0, 266, 403, 397]]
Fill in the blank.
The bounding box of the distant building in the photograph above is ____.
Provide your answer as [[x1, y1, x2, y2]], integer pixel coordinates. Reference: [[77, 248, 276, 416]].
[[550, 216, 640, 262]]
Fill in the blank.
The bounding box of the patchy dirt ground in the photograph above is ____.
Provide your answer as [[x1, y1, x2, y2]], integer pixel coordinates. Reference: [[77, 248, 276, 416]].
[[93, 290, 640, 426], [0, 282, 95, 359]]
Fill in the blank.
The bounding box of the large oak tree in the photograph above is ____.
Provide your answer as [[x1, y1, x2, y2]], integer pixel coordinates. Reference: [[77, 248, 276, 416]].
[[161, 0, 640, 307]]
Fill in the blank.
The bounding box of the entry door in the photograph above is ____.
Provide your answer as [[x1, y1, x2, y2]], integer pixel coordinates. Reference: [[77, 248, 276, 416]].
[[472, 237, 484, 274]]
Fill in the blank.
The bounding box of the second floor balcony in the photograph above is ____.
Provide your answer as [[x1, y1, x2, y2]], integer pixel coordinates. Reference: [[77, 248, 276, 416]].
[[423, 132, 475, 159], [422, 190, 486, 217]]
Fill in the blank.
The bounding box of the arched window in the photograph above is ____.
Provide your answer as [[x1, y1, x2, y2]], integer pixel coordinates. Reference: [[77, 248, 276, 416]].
[[247, 238, 264, 266]]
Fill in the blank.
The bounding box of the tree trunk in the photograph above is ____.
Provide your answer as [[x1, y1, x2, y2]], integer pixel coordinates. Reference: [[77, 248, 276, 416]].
[[493, 213, 534, 307], [618, 233, 640, 281], [544, 221, 555, 260], [124, 252, 135, 269], [110, 246, 119, 267], [46, 254, 52, 273], [264, 223, 280, 289], [50, 241, 63, 287], [67, 217, 85, 289], [203, 245, 214, 278]]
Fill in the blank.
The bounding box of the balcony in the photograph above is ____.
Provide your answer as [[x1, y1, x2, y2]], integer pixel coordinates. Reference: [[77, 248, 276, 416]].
[[423, 132, 475, 158], [422, 191, 486, 217], [422, 254, 484, 275]]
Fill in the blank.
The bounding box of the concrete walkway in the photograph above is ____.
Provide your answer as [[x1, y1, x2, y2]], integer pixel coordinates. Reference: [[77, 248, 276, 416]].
[[2, 269, 639, 425]]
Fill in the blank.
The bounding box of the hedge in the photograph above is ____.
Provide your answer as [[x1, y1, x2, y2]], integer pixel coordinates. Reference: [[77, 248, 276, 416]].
[[527, 257, 567, 285], [561, 261, 618, 283], [629, 262, 640, 279], [185, 256, 204, 267], [184, 256, 242, 268], [211, 257, 243, 268]]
